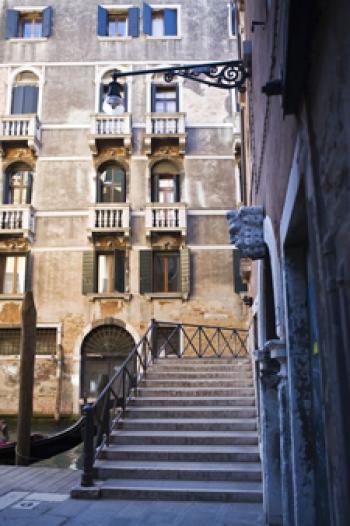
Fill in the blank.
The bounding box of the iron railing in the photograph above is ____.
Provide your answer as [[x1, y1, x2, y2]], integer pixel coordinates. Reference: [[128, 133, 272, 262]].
[[80, 320, 248, 487]]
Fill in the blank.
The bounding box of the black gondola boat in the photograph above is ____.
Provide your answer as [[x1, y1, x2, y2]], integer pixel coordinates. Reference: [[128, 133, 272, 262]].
[[0, 416, 84, 465]]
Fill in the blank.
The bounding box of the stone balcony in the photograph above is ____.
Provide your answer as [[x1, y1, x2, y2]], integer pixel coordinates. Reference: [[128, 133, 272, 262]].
[[88, 114, 132, 155], [0, 115, 41, 156], [88, 204, 130, 238], [0, 205, 36, 240], [145, 203, 187, 237], [144, 113, 187, 155]]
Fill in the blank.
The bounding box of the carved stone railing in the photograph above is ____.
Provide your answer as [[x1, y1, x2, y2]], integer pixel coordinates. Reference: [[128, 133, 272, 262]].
[[0, 205, 35, 239], [88, 113, 132, 155], [145, 203, 187, 237], [88, 204, 130, 237], [0, 115, 41, 156], [144, 113, 187, 155]]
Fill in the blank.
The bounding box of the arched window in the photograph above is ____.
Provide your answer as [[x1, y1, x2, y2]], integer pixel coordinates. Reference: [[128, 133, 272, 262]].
[[99, 70, 128, 114], [11, 71, 39, 115], [5, 163, 33, 205], [97, 162, 126, 203], [151, 161, 180, 203]]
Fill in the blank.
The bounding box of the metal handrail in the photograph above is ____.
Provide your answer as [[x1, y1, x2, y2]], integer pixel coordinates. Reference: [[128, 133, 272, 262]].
[[80, 319, 249, 487]]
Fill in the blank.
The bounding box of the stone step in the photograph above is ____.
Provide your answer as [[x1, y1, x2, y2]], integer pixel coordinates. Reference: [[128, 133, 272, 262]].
[[130, 396, 256, 407], [137, 387, 256, 397], [141, 379, 254, 388], [118, 418, 258, 432], [109, 430, 258, 446], [125, 406, 257, 419], [94, 460, 262, 482], [100, 444, 260, 463], [156, 357, 250, 364], [146, 371, 253, 379], [153, 365, 252, 373], [72, 478, 262, 503]]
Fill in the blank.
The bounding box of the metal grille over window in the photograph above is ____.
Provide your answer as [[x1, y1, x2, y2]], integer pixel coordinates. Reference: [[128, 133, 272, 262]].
[[0, 328, 57, 355]]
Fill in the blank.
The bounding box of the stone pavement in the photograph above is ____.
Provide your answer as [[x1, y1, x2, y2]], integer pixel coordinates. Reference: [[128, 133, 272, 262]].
[[0, 492, 263, 526]]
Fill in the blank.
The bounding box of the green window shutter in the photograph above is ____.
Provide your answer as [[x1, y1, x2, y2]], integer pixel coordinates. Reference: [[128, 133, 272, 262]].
[[181, 248, 190, 298], [233, 249, 248, 293], [25, 253, 33, 292], [114, 249, 125, 293], [139, 250, 152, 293], [82, 251, 95, 295]]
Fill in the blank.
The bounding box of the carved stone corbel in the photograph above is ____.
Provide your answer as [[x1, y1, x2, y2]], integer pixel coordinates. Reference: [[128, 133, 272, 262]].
[[227, 206, 266, 259]]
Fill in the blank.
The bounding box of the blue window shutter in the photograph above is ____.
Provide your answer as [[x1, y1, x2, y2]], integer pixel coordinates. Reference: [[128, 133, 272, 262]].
[[42, 6, 53, 37], [151, 84, 156, 112], [11, 86, 25, 114], [143, 3, 152, 35], [231, 5, 237, 36], [97, 5, 108, 36], [23, 86, 39, 114], [123, 84, 128, 112], [164, 9, 177, 36], [6, 9, 19, 39], [175, 84, 180, 111], [128, 7, 140, 37]]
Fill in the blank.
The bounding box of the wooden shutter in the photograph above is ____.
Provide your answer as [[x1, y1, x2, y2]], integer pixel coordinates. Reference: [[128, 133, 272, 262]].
[[143, 2, 152, 35], [82, 252, 95, 295], [123, 84, 128, 112], [11, 86, 25, 114], [151, 84, 157, 112], [231, 5, 236, 36], [128, 7, 140, 37], [233, 249, 247, 293], [23, 86, 39, 114], [25, 253, 33, 292], [99, 83, 105, 112], [164, 8, 177, 36], [181, 248, 190, 298], [42, 6, 53, 37], [6, 9, 19, 39], [175, 175, 180, 202], [114, 250, 125, 293], [175, 84, 180, 111], [139, 250, 152, 293], [151, 175, 159, 202], [97, 5, 108, 36]]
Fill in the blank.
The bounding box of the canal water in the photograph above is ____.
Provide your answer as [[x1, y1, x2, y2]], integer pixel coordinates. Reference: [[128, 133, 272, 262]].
[[0, 417, 83, 470]]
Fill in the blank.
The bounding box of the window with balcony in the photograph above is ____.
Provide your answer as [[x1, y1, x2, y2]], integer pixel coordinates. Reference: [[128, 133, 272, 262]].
[[151, 161, 180, 202], [152, 85, 179, 113], [11, 71, 39, 115], [99, 71, 128, 113], [143, 4, 178, 37], [97, 163, 126, 203], [0, 255, 26, 295], [6, 7, 52, 39], [5, 164, 33, 205]]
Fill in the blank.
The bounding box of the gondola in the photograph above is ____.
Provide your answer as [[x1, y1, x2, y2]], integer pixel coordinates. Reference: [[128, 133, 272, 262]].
[[0, 416, 84, 465]]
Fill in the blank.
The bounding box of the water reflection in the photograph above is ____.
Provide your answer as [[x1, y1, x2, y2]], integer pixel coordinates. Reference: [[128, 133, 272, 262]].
[[1, 416, 83, 470]]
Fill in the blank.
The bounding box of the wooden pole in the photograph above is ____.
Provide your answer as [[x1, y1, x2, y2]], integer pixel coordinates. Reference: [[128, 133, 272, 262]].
[[16, 291, 37, 466]]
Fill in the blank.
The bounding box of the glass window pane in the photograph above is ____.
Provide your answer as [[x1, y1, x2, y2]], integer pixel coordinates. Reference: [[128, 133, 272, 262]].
[[108, 20, 117, 36], [152, 13, 164, 36], [116, 18, 127, 36], [98, 254, 113, 293], [16, 257, 26, 294], [165, 100, 177, 112], [154, 255, 165, 292], [34, 22, 42, 37], [167, 255, 180, 292], [4, 257, 15, 294], [22, 21, 33, 38]]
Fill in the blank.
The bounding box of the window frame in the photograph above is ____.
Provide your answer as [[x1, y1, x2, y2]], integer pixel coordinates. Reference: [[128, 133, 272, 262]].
[[98, 4, 137, 40], [6, 6, 52, 41], [97, 163, 127, 204], [153, 251, 181, 293], [107, 12, 128, 38], [0, 324, 60, 357], [95, 249, 126, 295], [5, 166, 33, 205], [19, 11, 43, 38], [145, 4, 181, 39], [0, 254, 27, 296], [153, 85, 178, 113]]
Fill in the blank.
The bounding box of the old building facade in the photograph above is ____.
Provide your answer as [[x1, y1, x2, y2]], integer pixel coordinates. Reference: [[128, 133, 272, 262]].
[[232, 0, 350, 525], [0, 0, 245, 417]]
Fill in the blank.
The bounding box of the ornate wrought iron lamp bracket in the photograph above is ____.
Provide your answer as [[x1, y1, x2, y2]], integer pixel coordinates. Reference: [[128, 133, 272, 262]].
[[113, 60, 249, 91]]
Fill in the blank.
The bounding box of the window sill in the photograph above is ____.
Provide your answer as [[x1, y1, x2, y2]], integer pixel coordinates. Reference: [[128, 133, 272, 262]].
[[0, 294, 24, 301], [97, 36, 132, 41], [145, 35, 182, 40], [8, 37, 48, 43], [87, 293, 131, 301], [145, 292, 187, 300]]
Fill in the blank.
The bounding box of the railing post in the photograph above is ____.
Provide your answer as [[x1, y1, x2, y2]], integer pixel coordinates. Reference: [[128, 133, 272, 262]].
[[151, 319, 158, 359], [81, 403, 95, 487]]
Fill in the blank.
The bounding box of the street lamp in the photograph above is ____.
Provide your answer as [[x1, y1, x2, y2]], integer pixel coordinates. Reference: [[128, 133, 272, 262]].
[[105, 59, 249, 111]]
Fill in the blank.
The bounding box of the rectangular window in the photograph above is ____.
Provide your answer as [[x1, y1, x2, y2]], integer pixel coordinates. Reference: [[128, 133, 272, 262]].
[[97, 251, 125, 294], [0, 255, 26, 294], [0, 328, 57, 355], [98, 5, 140, 37], [153, 86, 178, 113], [6, 8, 52, 39], [20, 13, 43, 38], [153, 252, 180, 293], [108, 13, 128, 37], [144, 4, 178, 37]]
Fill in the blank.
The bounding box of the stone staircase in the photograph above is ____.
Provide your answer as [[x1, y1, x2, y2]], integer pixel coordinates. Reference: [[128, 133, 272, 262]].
[[83, 356, 262, 502]]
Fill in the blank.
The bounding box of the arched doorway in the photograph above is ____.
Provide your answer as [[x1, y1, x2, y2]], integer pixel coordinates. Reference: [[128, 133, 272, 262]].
[[80, 324, 135, 398]]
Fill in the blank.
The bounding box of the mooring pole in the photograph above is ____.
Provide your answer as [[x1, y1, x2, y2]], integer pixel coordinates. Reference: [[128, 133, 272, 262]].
[[16, 291, 37, 466]]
